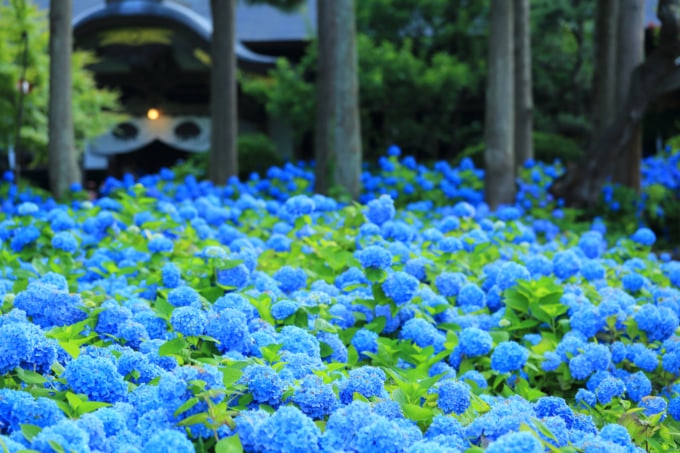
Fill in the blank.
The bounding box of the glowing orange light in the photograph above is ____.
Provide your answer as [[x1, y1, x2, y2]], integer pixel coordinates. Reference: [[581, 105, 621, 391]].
[[147, 108, 160, 120]]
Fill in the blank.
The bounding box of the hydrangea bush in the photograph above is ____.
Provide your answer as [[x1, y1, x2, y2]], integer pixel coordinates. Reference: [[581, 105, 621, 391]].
[[0, 148, 678, 452]]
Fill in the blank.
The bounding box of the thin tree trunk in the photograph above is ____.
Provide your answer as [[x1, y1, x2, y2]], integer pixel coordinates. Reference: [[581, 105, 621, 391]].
[[332, 0, 362, 199], [592, 0, 620, 131], [484, 0, 515, 210], [551, 0, 680, 209], [209, 0, 238, 184], [612, 0, 645, 190], [314, 0, 335, 195], [513, 0, 533, 168], [48, 0, 80, 200]]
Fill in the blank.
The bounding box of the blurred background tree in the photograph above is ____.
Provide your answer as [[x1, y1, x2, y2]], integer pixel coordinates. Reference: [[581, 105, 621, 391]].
[[242, 0, 603, 165], [0, 0, 122, 172]]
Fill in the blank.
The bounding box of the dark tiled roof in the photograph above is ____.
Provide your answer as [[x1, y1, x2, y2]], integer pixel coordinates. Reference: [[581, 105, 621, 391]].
[[33, 0, 317, 42]]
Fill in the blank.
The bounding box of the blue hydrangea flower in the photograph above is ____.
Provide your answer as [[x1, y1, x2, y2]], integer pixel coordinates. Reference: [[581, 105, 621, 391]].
[[581, 260, 606, 281], [283, 194, 316, 218], [17, 202, 39, 216], [216, 264, 250, 289], [599, 423, 632, 446], [432, 379, 471, 415], [167, 286, 201, 308], [355, 245, 392, 270], [622, 272, 644, 292], [401, 318, 445, 351], [456, 284, 486, 312], [339, 366, 387, 404], [352, 328, 378, 359], [486, 431, 543, 453], [595, 376, 626, 404], [148, 235, 174, 253], [625, 371, 652, 403], [366, 195, 396, 226], [205, 308, 253, 354], [631, 227, 656, 246], [273, 266, 308, 293], [0, 389, 65, 432], [640, 396, 667, 419], [495, 262, 531, 291], [552, 250, 581, 280], [435, 272, 467, 297], [51, 231, 78, 253], [575, 389, 597, 408], [271, 299, 299, 320], [161, 262, 182, 288], [317, 331, 348, 363], [578, 231, 605, 259], [383, 271, 420, 304], [458, 327, 493, 357], [62, 355, 127, 403], [10, 225, 40, 252], [170, 306, 207, 337], [491, 341, 529, 373], [234, 409, 270, 452], [279, 325, 320, 358], [634, 304, 679, 342], [14, 279, 87, 329], [292, 375, 338, 419], [31, 419, 90, 453], [254, 406, 321, 452], [669, 397, 680, 421], [354, 417, 421, 453], [239, 364, 285, 405], [143, 429, 194, 453]]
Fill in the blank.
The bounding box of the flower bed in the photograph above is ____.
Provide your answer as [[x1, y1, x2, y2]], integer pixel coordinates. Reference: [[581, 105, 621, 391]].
[[0, 149, 679, 452]]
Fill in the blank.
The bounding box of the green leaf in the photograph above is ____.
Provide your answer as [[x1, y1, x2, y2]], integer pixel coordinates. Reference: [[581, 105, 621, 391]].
[[177, 412, 209, 427], [77, 401, 112, 416], [48, 440, 66, 453], [159, 337, 188, 357], [58, 340, 80, 359], [222, 365, 245, 388], [364, 268, 387, 283], [174, 397, 199, 417], [401, 403, 434, 422], [215, 435, 244, 453], [16, 368, 47, 385], [504, 288, 529, 313], [20, 424, 42, 442], [153, 296, 175, 319]]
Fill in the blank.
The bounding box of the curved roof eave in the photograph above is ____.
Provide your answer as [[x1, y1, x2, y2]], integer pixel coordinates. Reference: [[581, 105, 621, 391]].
[[72, 0, 277, 65]]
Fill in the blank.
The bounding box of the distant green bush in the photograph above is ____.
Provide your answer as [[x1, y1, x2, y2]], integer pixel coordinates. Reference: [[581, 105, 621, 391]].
[[455, 131, 583, 168], [174, 133, 283, 180], [237, 133, 283, 178]]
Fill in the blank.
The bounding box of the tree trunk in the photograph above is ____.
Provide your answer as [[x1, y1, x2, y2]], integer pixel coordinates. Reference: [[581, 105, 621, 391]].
[[314, 0, 362, 199], [48, 0, 80, 200], [484, 0, 515, 210], [513, 0, 533, 169], [612, 0, 645, 190], [314, 0, 335, 195], [209, 0, 238, 185], [551, 0, 680, 209], [592, 0, 620, 131]]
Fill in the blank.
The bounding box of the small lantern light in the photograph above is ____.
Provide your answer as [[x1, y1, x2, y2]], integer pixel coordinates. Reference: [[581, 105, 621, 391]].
[[147, 108, 160, 120]]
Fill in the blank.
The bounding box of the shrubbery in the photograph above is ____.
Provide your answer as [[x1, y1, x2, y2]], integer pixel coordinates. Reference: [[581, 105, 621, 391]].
[[0, 147, 677, 451]]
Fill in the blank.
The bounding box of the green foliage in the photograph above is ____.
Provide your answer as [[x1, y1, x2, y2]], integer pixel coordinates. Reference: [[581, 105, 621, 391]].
[[456, 131, 583, 168], [0, 0, 123, 165], [174, 133, 284, 180], [241, 0, 600, 163], [531, 0, 595, 142]]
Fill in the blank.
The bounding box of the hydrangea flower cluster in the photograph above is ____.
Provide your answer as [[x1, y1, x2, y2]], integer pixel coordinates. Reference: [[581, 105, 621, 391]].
[[0, 149, 677, 452]]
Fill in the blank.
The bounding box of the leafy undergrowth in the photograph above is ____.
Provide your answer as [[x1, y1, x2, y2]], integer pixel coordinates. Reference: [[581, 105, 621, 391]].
[[0, 148, 679, 452]]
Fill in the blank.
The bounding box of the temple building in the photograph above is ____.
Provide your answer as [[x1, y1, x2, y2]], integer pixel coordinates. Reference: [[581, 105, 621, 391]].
[[34, 0, 316, 176]]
